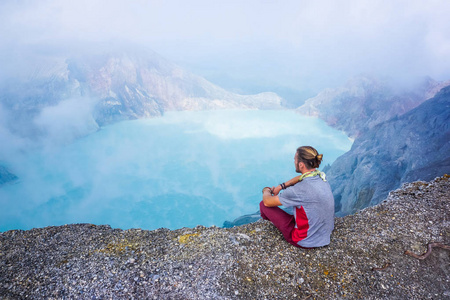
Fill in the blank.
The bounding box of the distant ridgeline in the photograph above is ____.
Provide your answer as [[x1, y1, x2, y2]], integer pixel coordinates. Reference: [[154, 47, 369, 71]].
[[297, 76, 450, 138]]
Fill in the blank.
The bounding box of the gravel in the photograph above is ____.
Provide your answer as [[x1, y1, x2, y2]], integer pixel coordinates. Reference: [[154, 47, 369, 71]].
[[1, 176, 449, 299]]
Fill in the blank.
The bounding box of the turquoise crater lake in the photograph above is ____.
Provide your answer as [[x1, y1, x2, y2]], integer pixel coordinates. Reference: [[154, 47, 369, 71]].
[[0, 110, 352, 231]]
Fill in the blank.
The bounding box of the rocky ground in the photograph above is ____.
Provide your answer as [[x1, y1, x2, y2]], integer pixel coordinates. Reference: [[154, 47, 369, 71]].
[[1, 176, 449, 299]]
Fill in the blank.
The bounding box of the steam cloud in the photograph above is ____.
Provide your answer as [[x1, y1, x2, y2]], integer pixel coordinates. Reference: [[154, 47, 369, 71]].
[[0, 0, 449, 94]]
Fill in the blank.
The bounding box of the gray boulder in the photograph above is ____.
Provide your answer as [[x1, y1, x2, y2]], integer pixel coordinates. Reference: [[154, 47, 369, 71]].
[[223, 211, 262, 228]]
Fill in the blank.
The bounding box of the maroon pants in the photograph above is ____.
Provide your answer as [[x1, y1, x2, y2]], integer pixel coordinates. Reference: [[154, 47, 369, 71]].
[[259, 201, 311, 249]]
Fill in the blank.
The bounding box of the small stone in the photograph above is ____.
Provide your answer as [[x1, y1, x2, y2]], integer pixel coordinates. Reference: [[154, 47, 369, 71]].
[[127, 258, 136, 264]]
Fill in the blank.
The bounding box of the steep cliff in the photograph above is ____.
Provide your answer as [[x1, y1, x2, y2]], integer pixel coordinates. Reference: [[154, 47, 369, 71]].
[[328, 85, 450, 216], [297, 75, 450, 138], [1, 176, 448, 299]]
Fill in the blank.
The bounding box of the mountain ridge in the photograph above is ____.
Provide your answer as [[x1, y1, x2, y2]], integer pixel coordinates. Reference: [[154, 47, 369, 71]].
[[0, 45, 282, 134]]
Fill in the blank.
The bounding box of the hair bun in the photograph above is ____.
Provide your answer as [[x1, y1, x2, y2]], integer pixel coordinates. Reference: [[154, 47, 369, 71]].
[[316, 154, 323, 161]]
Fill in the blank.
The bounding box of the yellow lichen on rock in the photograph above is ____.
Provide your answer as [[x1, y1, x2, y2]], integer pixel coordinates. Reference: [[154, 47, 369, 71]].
[[178, 233, 199, 244], [96, 239, 141, 255]]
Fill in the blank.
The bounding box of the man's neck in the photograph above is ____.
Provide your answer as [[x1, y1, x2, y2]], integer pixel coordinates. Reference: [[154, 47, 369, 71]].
[[301, 168, 316, 175]]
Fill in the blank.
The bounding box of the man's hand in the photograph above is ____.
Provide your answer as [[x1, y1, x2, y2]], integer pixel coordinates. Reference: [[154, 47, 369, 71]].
[[262, 187, 282, 207], [271, 185, 282, 196], [262, 187, 272, 194]]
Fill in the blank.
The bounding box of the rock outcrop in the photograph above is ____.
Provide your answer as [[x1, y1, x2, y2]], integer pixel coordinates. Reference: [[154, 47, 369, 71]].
[[0, 165, 17, 186], [328, 86, 450, 216], [1, 176, 448, 299], [297, 75, 450, 138]]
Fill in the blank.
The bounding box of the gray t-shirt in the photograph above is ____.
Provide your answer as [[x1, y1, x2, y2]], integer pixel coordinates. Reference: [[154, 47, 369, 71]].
[[279, 176, 334, 248]]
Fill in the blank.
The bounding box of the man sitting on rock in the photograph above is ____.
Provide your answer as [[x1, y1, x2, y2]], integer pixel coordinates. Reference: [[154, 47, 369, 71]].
[[260, 146, 334, 249]]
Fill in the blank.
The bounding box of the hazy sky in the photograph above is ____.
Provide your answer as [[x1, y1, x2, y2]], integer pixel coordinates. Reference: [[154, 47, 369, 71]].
[[1, 0, 449, 94]]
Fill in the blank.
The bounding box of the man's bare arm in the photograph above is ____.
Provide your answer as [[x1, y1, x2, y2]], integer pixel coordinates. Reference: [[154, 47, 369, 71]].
[[271, 175, 300, 195], [262, 188, 282, 207]]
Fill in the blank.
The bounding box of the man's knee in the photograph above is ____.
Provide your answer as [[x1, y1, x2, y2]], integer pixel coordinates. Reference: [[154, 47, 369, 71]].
[[259, 200, 266, 210], [260, 201, 268, 219]]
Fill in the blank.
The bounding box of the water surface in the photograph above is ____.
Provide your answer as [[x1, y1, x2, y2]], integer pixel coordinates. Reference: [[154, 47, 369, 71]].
[[0, 110, 352, 231]]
